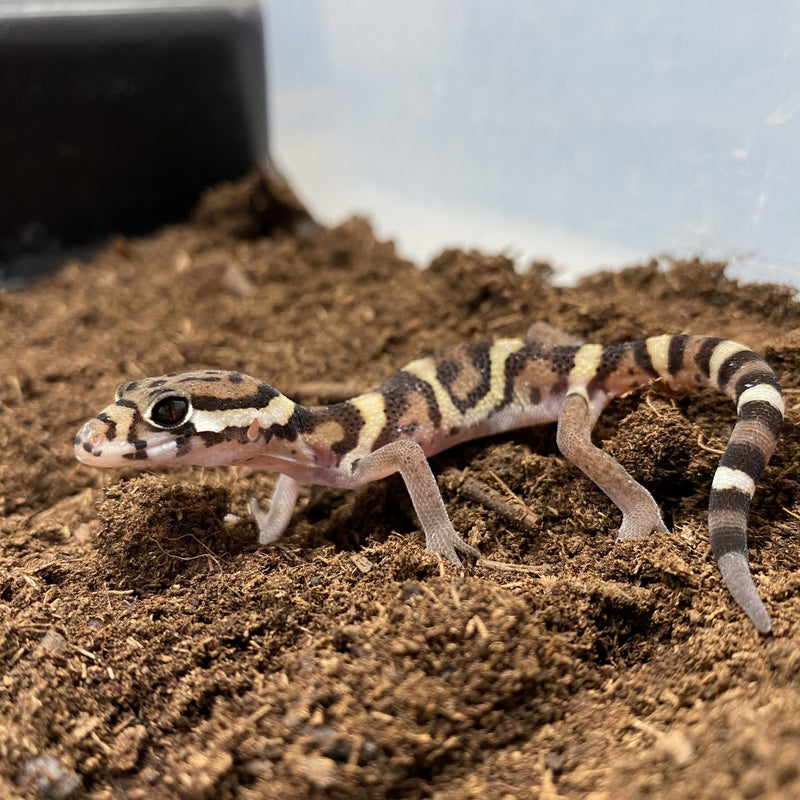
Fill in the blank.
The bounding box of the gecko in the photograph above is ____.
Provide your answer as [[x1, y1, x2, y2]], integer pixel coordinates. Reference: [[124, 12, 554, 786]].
[[74, 324, 783, 634]]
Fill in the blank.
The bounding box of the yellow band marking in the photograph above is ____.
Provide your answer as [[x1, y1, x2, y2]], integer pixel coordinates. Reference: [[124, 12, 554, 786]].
[[347, 392, 387, 452], [404, 356, 459, 422], [194, 393, 294, 433], [709, 340, 749, 387], [645, 334, 672, 377], [737, 384, 784, 415], [404, 338, 524, 425], [712, 466, 756, 496], [568, 343, 603, 385]]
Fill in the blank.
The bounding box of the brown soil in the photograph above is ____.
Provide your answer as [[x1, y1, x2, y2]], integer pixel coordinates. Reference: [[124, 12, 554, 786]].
[[1, 171, 799, 800]]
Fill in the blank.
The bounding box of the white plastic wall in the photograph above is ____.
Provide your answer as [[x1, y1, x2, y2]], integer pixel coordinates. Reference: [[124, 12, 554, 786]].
[[265, 1, 800, 286]]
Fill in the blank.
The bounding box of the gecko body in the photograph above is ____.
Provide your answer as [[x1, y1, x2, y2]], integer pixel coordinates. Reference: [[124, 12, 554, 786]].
[[75, 326, 783, 633]]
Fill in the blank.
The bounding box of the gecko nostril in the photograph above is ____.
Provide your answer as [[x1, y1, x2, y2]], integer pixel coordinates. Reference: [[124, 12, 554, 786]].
[[75, 421, 107, 450]]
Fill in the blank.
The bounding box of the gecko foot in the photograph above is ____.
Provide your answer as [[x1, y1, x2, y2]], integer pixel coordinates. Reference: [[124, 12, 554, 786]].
[[425, 527, 481, 565], [248, 474, 300, 546], [249, 497, 284, 545], [615, 511, 670, 541]]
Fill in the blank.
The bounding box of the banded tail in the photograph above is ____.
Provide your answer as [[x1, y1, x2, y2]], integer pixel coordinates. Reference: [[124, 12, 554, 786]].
[[647, 335, 783, 633]]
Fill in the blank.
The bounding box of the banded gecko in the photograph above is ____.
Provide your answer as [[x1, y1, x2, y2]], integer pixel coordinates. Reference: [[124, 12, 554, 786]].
[[75, 324, 783, 633]]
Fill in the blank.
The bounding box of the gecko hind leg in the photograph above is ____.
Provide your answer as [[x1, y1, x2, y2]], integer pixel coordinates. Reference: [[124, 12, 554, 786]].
[[556, 392, 669, 539], [351, 439, 480, 564], [250, 473, 301, 545]]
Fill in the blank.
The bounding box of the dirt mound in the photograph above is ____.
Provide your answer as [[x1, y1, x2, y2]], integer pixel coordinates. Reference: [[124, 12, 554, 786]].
[[1, 171, 798, 798]]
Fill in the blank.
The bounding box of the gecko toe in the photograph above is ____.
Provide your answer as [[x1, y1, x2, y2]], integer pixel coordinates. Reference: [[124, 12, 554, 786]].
[[457, 541, 481, 560], [427, 534, 480, 565]]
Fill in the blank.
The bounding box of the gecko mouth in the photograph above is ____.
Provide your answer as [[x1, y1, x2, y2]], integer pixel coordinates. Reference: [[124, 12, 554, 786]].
[[74, 419, 177, 466]]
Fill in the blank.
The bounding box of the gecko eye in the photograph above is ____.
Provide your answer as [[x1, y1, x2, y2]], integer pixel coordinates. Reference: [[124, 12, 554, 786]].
[[148, 396, 191, 429]]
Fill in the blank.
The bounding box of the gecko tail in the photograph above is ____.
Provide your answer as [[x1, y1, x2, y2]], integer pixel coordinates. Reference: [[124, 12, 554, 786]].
[[717, 551, 772, 634]]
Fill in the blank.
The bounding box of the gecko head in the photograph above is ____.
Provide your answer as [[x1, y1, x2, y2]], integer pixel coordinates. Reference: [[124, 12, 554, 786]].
[[74, 370, 282, 467]]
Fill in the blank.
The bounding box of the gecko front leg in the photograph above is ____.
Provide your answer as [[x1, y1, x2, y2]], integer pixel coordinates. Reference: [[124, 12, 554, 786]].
[[556, 391, 669, 539], [250, 473, 301, 545], [351, 439, 481, 564]]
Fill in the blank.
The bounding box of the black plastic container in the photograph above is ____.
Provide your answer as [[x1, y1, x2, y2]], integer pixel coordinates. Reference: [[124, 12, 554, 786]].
[[0, 0, 268, 284]]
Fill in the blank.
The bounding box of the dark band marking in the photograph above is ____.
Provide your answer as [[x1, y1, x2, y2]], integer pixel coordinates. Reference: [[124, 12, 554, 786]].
[[695, 337, 724, 379], [268, 405, 312, 442], [499, 340, 547, 410], [266, 402, 366, 465], [96, 412, 117, 442], [709, 524, 748, 559], [587, 344, 627, 393], [194, 430, 230, 449], [436, 360, 459, 386], [632, 340, 659, 379], [596, 344, 626, 380], [709, 487, 753, 516], [114, 399, 147, 447], [192, 382, 280, 412], [716, 350, 763, 391], [195, 427, 247, 449], [720, 441, 767, 483], [324, 403, 366, 458], [436, 342, 492, 414], [550, 345, 578, 377], [733, 371, 781, 405], [738, 400, 784, 438], [739, 400, 783, 439], [666, 334, 689, 376], [374, 371, 442, 451]]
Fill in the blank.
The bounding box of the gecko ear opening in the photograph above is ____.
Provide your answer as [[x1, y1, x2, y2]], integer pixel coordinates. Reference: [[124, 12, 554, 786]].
[[148, 395, 192, 429]]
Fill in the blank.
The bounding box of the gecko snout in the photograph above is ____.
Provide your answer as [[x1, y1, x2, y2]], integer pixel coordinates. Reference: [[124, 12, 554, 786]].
[[74, 418, 110, 461]]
